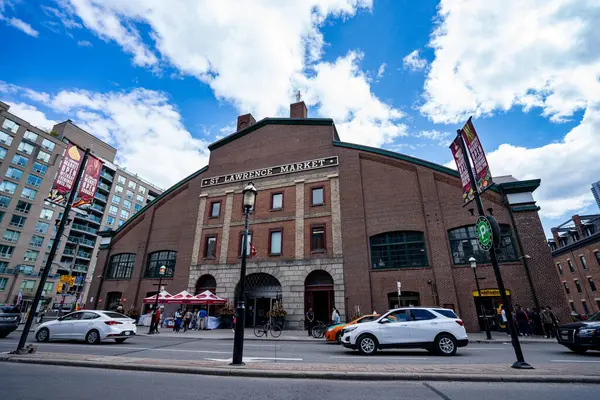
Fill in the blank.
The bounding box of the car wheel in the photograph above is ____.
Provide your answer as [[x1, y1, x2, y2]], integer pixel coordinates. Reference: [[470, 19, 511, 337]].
[[336, 332, 342, 344], [435, 334, 457, 356], [357, 334, 378, 355], [567, 346, 588, 355], [35, 328, 50, 342], [85, 330, 101, 345], [0, 331, 9, 338], [115, 338, 127, 344]]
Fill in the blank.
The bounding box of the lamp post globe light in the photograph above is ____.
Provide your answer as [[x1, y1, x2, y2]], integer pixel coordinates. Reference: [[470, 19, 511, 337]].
[[232, 182, 257, 365], [469, 257, 492, 340], [148, 265, 166, 335]]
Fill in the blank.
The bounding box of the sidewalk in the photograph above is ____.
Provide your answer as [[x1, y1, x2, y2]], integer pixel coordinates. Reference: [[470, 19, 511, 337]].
[[1, 351, 597, 383]]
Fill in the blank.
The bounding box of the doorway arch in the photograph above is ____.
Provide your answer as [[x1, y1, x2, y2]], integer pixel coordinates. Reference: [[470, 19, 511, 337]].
[[235, 273, 282, 326], [105, 291, 122, 311], [195, 274, 217, 295], [305, 270, 334, 325]]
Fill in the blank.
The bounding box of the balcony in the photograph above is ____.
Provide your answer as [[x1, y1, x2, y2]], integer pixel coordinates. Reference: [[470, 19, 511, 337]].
[[89, 204, 105, 213], [0, 267, 15, 274], [93, 192, 108, 203], [100, 172, 114, 181], [73, 264, 88, 273], [63, 249, 75, 256], [77, 251, 92, 260], [68, 236, 96, 247], [97, 182, 111, 192], [70, 223, 97, 235]]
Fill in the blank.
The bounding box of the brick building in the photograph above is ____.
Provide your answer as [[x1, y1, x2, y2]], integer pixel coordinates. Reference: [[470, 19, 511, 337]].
[[89, 102, 569, 332], [548, 214, 600, 316]]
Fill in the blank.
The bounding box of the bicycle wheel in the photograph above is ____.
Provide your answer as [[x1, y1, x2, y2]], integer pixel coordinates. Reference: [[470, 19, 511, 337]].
[[254, 324, 266, 338], [270, 325, 282, 338]]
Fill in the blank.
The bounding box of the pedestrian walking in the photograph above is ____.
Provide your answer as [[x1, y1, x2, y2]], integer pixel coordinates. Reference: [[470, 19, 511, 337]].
[[500, 305, 510, 335], [331, 307, 340, 324], [540, 307, 553, 338], [306, 308, 315, 337], [199, 308, 207, 330], [516, 305, 529, 337], [174, 309, 183, 333], [183, 309, 192, 332], [38, 309, 45, 324]]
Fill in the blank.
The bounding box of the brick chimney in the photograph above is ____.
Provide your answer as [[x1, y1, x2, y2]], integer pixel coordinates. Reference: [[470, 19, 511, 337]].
[[551, 228, 560, 244], [572, 214, 585, 238], [237, 113, 256, 131], [290, 101, 307, 118]]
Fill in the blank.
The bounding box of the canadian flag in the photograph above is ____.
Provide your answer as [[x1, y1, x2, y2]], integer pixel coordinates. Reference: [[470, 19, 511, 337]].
[[251, 244, 257, 257]]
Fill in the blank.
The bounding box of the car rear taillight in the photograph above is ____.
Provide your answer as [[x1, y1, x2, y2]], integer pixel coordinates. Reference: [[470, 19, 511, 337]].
[[104, 321, 122, 326], [455, 319, 464, 326]]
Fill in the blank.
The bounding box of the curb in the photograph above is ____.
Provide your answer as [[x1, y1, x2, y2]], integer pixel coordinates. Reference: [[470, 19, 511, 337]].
[[1, 356, 598, 383]]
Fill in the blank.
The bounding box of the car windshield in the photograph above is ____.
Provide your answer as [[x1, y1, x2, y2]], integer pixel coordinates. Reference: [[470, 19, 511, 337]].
[[1, 305, 19, 313], [434, 309, 458, 319], [103, 311, 129, 319], [586, 311, 600, 322]]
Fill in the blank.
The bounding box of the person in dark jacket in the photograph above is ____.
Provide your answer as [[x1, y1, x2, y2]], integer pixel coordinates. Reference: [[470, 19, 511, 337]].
[[515, 305, 530, 337]]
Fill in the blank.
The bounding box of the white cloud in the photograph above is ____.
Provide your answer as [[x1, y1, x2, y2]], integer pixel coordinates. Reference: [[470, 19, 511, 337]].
[[376, 63, 386, 80], [5, 102, 57, 131], [77, 40, 93, 47], [416, 129, 452, 146], [402, 50, 427, 71], [6, 17, 38, 37]]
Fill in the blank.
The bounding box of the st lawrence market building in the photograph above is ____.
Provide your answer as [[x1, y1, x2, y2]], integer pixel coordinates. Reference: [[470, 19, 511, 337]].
[[89, 101, 569, 332]]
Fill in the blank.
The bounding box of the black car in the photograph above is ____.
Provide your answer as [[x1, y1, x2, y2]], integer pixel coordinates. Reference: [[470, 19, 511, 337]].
[[0, 305, 21, 338], [557, 311, 600, 354]]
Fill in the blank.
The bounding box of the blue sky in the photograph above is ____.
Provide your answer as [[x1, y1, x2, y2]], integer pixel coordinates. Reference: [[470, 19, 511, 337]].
[[1, 0, 599, 235]]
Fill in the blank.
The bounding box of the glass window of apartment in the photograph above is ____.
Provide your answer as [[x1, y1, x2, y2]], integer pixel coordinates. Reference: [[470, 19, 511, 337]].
[[2, 230, 20, 243], [581, 300, 590, 314], [0, 245, 14, 258], [39, 208, 53, 220], [0, 147, 6, 160], [136, 194, 144, 204], [123, 200, 131, 210], [37, 151, 51, 163], [568, 260, 575, 272], [107, 253, 136, 279], [46, 239, 53, 250], [43, 282, 53, 293], [32, 162, 47, 175], [0, 131, 13, 146], [204, 236, 217, 259], [128, 181, 136, 190], [41, 138, 55, 152], [20, 280, 35, 292], [239, 233, 253, 256], [17, 141, 34, 155], [112, 195, 121, 205], [563, 281, 570, 294], [0, 180, 17, 194], [29, 235, 44, 248], [35, 221, 49, 234], [448, 225, 517, 264], [117, 175, 126, 185], [24, 250, 38, 262], [18, 265, 35, 275], [311, 187, 324, 206], [269, 229, 282, 255], [580, 256, 588, 270], [370, 231, 427, 269], [9, 215, 26, 228], [0, 195, 11, 209], [139, 186, 146, 194], [21, 187, 37, 200], [0, 211, 4, 223], [311, 226, 326, 253], [23, 130, 38, 142], [557, 263, 564, 275], [106, 215, 115, 226], [210, 201, 220, 218], [118, 219, 126, 227], [125, 190, 134, 200], [27, 174, 43, 187], [271, 193, 283, 210], [115, 185, 124, 194], [2, 119, 19, 133], [575, 279, 582, 293], [146, 250, 176, 278], [12, 154, 28, 167], [5, 167, 23, 181], [0, 277, 7, 291], [120, 209, 129, 219], [595, 251, 600, 266], [0, 261, 7, 273], [108, 205, 118, 215], [134, 204, 142, 212], [588, 277, 597, 292], [15, 200, 31, 214]]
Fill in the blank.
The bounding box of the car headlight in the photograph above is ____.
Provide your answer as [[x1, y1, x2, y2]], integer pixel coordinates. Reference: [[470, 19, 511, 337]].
[[344, 325, 359, 334], [578, 328, 598, 337]]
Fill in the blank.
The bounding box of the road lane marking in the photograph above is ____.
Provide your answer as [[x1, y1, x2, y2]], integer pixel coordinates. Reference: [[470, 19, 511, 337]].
[[329, 356, 429, 360], [206, 357, 303, 363], [551, 359, 600, 363]]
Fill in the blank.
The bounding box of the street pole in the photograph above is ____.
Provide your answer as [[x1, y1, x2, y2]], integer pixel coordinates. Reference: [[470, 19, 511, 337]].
[[457, 132, 532, 369], [15, 148, 90, 353], [471, 262, 492, 340], [232, 206, 250, 365]]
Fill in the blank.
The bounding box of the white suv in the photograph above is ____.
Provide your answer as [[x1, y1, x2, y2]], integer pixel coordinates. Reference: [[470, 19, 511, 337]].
[[340, 307, 468, 356]]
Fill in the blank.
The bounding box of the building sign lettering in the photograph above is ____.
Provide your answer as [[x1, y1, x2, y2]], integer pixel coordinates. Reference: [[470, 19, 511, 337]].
[[201, 156, 338, 187]]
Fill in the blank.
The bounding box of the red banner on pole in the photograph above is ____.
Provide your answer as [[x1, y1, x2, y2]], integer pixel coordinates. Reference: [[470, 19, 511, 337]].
[[450, 136, 474, 205], [460, 118, 493, 194], [73, 155, 103, 209], [47, 144, 83, 206]]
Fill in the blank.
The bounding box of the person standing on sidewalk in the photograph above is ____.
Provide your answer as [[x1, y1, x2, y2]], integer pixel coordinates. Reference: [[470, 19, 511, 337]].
[[183, 309, 192, 332], [548, 306, 559, 338], [500, 305, 510, 335], [331, 307, 340, 324], [515, 305, 530, 337], [306, 308, 315, 337], [540, 307, 553, 338], [199, 308, 207, 330]]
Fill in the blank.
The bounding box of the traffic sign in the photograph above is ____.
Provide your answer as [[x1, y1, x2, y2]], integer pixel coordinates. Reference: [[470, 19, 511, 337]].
[[476, 216, 493, 251]]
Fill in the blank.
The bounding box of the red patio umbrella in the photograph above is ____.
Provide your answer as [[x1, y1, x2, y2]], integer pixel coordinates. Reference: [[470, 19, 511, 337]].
[[142, 290, 173, 304], [190, 290, 227, 305], [165, 290, 195, 304]]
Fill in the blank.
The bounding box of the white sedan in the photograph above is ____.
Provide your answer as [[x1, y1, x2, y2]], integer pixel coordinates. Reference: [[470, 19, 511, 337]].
[[35, 310, 137, 344]]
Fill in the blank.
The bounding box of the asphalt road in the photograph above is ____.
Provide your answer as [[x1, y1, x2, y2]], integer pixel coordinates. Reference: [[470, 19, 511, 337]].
[[1, 333, 600, 366], [1, 363, 598, 400]]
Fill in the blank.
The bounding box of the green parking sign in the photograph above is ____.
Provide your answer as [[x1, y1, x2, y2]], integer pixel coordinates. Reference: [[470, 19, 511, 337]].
[[476, 216, 493, 251]]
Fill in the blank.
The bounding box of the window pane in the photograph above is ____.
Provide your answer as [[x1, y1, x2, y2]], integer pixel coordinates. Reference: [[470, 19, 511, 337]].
[[112, 195, 121, 205], [0, 181, 18, 194], [109, 205, 118, 215], [126, 190, 134, 200], [311, 227, 325, 251], [9, 215, 26, 228], [136, 194, 144, 204], [33, 162, 47, 175], [30, 235, 44, 247], [139, 186, 146, 194], [2, 119, 19, 133], [311, 188, 324, 205], [272, 193, 283, 209], [145, 251, 176, 278], [128, 181, 136, 189], [117, 175, 126, 185], [5, 167, 23, 181], [409, 309, 436, 321], [580, 256, 588, 270], [120, 210, 129, 219], [15, 200, 31, 213], [12, 154, 28, 167], [107, 253, 136, 279], [27, 174, 43, 187], [21, 187, 37, 200], [123, 200, 131, 210], [0, 195, 11, 208], [206, 236, 216, 258], [41, 139, 55, 151], [35, 222, 49, 234], [115, 185, 124, 193], [2, 230, 20, 242], [18, 142, 34, 155], [211, 202, 220, 217], [24, 130, 38, 141], [270, 231, 282, 254], [0, 147, 6, 160], [370, 231, 427, 269]]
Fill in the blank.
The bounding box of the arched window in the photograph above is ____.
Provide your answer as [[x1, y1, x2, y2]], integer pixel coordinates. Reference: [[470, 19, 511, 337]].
[[195, 274, 217, 294], [106, 253, 136, 279], [369, 231, 428, 269], [145, 250, 176, 278], [448, 224, 517, 265]]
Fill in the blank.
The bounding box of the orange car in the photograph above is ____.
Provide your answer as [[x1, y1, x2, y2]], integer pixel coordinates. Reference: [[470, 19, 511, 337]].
[[325, 314, 380, 343]]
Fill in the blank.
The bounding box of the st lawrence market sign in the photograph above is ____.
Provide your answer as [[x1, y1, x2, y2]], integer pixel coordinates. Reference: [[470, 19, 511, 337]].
[[201, 156, 338, 187]]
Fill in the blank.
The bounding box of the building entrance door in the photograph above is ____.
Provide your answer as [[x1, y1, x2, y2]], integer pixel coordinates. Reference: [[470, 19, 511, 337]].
[[235, 273, 282, 327], [472, 289, 511, 331], [305, 270, 334, 324]]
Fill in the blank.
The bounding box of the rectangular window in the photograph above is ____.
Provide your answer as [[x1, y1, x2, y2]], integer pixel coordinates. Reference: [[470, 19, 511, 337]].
[[37, 151, 51, 163], [0, 211, 4, 223], [269, 230, 282, 255], [39, 208, 53, 220], [271, 193, 283, 210], [125, 190, 134, 200], [595, 251, 600, 266], [0, 195, 10, 208], [575, 279, 582, 293], [239, 232, 253, 256], [21, 187, 37, 200], [117, 175, 126, 185], [370, 231, 428, 269], [2, 119, 19, 133], [128, 181, 136, 190], [27, 174, 43, 187], [29, 235, 44, 248], [12, 154, 28, 167], [136, 194, 144, 203], [563, 281, 570, 294], [205, 235, 217, 259], [311, 226, 326, 252], [139, 186, 146, 194], [43, 282, 54, 293], [0, 277, 7, 291], [582, 301, 590, 314], [23, 130, 38, 142], [0, 245, 14, 258], [210, 201, 221, 218], [17, 142, 34, 155], [120, 209, 129, 219], [108, 205, 118, 215], [107, 253, 136, 279], [2, 230, 20, 243], [20, 279, 35, 290], [15, 200, 32, 214], [35, 221, 49, 234], [112, 195, 121, 205], [311, 187, 324, 206], [118, 219, 126, 227], [580, 256, 588, 270], [557, 263, 563, 275], [24, 250, 39, 262], [115, 185, 124, 194], [568, 260, 575, 272], [588, 277, 597, 292], [123, 200, 132, 210], [0, 131, 13, 146], [9, 215, 26, 228], [0, 147, 6, 160], [134, 204, 142, 212], [106, 215, 115, 226], [41, 138, 55, 151], [5, 167, 23, 181], [32, 162, 47, 175], [0, 180, 17, 194]]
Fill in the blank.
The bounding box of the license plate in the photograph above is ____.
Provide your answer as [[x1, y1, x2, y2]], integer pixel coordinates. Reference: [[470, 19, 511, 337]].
[[124, 331, 131, 336]]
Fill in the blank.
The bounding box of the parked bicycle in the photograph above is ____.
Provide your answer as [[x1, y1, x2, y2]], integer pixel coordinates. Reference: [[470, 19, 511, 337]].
[[311, 320, 327, 339], [254, 318, 283, 338]]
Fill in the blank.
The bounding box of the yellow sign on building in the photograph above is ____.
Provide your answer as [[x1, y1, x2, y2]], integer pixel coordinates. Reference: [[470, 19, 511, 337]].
[[471, 289, 511, 297]]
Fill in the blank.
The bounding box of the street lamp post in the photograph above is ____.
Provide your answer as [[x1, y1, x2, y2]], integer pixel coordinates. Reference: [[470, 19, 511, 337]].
[[148, 265, 166, 334], [232, 182, 257, 365], [470, 257, 492, 340]]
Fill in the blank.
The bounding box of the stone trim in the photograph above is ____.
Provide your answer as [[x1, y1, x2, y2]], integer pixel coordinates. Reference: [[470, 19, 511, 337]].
[[329, 175, 342, 256], [219, 191, 234, 263], [295, 180, 305, 259], [190, 196, 208, 266]]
